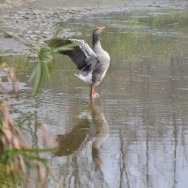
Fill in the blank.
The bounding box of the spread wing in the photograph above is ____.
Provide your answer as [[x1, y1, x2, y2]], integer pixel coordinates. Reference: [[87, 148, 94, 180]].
[[48, 38, 99, 72]]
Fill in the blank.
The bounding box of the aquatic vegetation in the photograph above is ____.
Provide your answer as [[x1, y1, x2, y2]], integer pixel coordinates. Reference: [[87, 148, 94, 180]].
[[0, 102, 44, 187], [0, 27, 75, 96], [0, 29, 70, 187]]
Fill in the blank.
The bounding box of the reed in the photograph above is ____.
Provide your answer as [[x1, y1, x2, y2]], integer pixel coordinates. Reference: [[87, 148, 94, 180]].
[[0, 28, 70, 187]]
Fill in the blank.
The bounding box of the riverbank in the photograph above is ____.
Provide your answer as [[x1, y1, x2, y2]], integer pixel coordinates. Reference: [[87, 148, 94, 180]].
[[0, 0, 36, 9], [0, 0, 188, 57]]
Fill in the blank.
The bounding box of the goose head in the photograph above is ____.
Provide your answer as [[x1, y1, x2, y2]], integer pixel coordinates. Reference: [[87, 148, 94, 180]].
[[93, 26, 105, 46]]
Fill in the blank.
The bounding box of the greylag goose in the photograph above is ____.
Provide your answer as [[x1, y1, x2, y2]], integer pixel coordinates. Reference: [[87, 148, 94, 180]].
[[49, 26, 110, 99]]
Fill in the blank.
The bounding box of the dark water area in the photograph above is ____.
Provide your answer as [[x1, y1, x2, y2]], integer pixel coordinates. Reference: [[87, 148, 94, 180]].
[[1, 9, 188, 188]]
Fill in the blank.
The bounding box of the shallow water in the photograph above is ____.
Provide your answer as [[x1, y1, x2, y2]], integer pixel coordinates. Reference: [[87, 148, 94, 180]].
[[1, 9, 188, 188]]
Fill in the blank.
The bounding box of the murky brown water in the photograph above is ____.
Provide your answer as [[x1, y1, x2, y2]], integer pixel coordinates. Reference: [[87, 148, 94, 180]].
[[1, 9, 188, 188]]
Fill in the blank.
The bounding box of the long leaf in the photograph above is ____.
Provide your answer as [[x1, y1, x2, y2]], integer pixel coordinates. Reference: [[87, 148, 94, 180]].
[[12, 148, 56, 153], [32, 62, 43, 96], [43, 62, 51, 81], [53, 27, 64, 39], [21, 154, 47, 163], [29, 63, 40, 83]]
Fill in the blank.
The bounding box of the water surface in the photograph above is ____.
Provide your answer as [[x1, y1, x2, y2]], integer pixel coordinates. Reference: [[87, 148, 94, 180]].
[[1, 9, 188, 188]]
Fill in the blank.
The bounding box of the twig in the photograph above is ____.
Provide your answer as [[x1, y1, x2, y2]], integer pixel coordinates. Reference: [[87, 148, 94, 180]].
[[46, 164, 65, 188]]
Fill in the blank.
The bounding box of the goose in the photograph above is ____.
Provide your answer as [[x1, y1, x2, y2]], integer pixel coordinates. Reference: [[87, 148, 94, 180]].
[[49, 26, 110, 99]]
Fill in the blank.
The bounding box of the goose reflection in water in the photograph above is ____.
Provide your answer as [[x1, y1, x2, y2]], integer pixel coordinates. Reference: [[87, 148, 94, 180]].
[[54, 105, 109, 164]]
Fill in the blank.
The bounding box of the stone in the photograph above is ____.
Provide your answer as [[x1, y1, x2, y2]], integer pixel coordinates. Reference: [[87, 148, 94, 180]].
[[43, 31, 51, 35], [28, 53, 38, 58], [3, 15, 10, 19], [33, 30, 41, 34], [17, 11, 25, 15], [27, 30, 33, 34], [30, 34, 37, 38]]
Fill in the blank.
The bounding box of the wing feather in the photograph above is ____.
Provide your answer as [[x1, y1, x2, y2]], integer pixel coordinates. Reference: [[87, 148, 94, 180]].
[[48, 38, 99, 72]]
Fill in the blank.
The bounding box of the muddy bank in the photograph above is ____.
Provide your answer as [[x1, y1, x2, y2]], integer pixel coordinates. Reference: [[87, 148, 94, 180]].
[[2, 0, 188, 11], [0, 0, 188, 56], [0, 0, 36, 9]]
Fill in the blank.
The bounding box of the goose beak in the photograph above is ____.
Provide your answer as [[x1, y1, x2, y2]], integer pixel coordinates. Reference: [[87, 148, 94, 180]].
[[99, 26, 105, 31]]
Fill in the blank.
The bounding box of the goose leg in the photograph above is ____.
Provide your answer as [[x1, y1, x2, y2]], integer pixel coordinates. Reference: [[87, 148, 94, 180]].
[[90, 86, 99, 99]]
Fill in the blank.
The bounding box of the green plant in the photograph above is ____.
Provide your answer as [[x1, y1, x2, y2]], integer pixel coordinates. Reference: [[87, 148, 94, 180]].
[[0, 101, 64, 188], [0, 27, 75, 96], [0, 27, 73, 187]]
